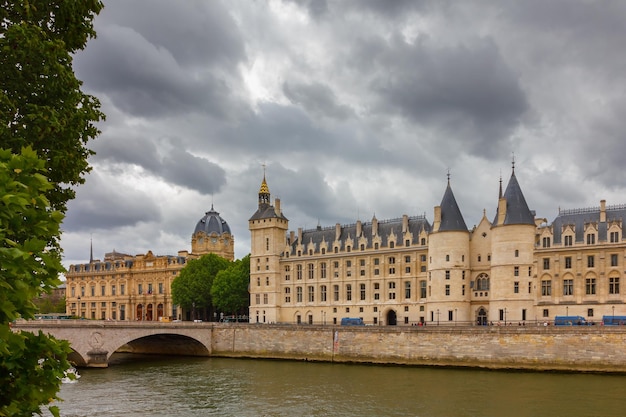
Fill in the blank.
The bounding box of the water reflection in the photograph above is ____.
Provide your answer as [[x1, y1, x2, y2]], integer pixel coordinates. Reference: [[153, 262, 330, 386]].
[[50, 354, 626, 417]]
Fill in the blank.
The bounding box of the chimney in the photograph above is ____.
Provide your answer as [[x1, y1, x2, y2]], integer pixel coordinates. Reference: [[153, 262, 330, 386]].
[[298, 227, 303, 244], [402, 214, 408, 234], [433, 206, 441, 232], [356, 220, 362, 237], [372, 216, 378, 236], [335, 223, 341, 241], [289, 230, 295, 245], [497, 198, 507, 226], [274, 198, 281, 216], [600, 199, 606, 223]]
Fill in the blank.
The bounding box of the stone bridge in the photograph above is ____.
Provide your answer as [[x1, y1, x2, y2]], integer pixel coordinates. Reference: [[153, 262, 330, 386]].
[[13, 320, 215, 367]]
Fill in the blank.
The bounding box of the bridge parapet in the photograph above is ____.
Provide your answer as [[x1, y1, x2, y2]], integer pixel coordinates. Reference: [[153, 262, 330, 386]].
[[13, 320, 215, 367]]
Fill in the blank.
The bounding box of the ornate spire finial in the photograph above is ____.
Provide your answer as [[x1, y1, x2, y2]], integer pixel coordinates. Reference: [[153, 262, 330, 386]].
[[90, 235, 93, 263], [446, 168, 451, 185], [512, 152, 516, 173], [499, 170, 503, 199]]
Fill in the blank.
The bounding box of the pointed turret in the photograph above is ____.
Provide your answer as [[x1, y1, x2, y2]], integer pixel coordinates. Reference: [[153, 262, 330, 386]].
[[437, 177, 468, 232], [493, 163, 534, 226]]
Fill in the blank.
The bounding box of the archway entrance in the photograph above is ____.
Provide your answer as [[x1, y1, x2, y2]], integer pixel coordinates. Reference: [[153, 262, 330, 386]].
[[146, 304, 153, 321], [136, 304, 143, 321], [477, 307, 488, 326], [157, 303, 164, 320], [387, 310, 397, 326]]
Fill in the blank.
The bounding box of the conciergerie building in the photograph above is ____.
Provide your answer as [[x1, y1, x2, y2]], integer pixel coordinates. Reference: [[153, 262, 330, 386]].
[[64, 205, 234, 321], [249, 164, 626, 326]]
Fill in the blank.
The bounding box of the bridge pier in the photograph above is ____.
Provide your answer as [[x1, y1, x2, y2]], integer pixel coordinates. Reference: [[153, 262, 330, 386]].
[[86, 349, 109, 368]]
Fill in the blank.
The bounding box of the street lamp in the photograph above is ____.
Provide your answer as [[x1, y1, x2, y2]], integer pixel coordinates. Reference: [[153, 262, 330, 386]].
[[455, 308, 457, 326], [566, 306, 568, 316], [322, 311, 326, 325], [504, 308, 507, 326], [613, 305, 615, 318], [436, 309, 440, 326]]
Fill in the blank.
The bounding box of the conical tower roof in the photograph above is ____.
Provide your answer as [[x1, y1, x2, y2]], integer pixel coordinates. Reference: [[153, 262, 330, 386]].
[[494, 166, 534, 225], [439, 179, 468, 232]]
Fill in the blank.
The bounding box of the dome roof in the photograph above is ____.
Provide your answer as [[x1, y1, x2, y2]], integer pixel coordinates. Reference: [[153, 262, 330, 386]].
[[194, 205, 231, 236]]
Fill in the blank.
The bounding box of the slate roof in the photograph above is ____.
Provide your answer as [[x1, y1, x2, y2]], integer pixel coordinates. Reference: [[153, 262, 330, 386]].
[[439, 182, 468, 232], [551, 204, 626, 244], [288, 216, 431, 255], [194, 205, 232, 235], [493, 170, 535, 225]]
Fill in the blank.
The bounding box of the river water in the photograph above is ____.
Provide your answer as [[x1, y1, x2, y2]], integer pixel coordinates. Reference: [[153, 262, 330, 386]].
[[49, 354, 625, 417]]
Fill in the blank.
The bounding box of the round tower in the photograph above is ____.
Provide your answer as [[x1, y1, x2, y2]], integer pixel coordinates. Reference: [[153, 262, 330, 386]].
[[489, 163, 536, 324], [427, 177, 471, 325]]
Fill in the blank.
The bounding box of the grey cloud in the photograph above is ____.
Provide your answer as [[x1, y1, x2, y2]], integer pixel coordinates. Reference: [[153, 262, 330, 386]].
[[63, 171, 161, 232], [97, 0, 245, 68], [360, 35, 528, 159], [93, 134, 226, 195], [283, 81, 354, 120]]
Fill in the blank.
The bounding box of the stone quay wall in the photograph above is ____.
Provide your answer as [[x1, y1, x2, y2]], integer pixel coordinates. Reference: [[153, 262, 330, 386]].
[[210, 324, 626, 372]]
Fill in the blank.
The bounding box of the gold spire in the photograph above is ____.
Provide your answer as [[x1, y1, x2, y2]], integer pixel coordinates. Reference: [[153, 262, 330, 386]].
[[259, 176, 270, 194]]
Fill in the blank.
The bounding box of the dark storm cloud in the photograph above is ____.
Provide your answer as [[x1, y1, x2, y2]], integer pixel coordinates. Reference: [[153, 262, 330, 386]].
[[359, 35, 528, 159], [283, 80, 354, 120], [93, 135, 226, 195], [97, 0, 245, 68], [74, 24, 242, 119], [63, 172, 161, 232]]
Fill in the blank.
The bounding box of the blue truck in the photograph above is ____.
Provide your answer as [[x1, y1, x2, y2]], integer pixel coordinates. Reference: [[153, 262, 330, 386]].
[[340, 317, 364, 326], [554, 316, 587, 326]]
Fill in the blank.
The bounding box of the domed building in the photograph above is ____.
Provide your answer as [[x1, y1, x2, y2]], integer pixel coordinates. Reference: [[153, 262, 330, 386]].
[[65, 205, 235, 321], [191, 204, 235, 260]]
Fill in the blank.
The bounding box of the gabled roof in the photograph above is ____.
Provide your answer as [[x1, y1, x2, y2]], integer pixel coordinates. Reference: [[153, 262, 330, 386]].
[[551, 204, 626, 244], [439, 182, 468, 232]]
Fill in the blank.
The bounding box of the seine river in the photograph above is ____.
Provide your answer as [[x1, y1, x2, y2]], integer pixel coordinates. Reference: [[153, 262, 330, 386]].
[[49, 354, 626, 417]]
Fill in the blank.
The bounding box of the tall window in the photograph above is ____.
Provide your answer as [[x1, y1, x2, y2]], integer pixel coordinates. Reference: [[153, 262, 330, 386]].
[[308, 263, 314, 279], [565, 257, 572, 269], [611, 254, 618, 267], [514, 281, 519, 293], [360, 283, 366, 300], [609, 277, 620, 294], [285, 287, 291, 303], [610, 231, 620, 243], [587, 233, 596, 245], [297, 264, 302, 280], [563, 279, 573, 296], [541, 280, 551, 296], [320, 262, 327, 279], [308, 286, 314, 302], [420, 280, 427, 298], [564, 235, 573, 246], [445, 284, 450, 296], [543, 258, 550, 269], [320, 285, 327, 302], [333, 285, 339, 302], [445, 270, 450, 279], [586, 278, 596, 295], [587, 255, 595, 268], [542, 237, 551, 248], [346, 284, 352, 301], [514, 266, 519, 276], [405, 281, 411, 299], [296, 286, 303, 302]]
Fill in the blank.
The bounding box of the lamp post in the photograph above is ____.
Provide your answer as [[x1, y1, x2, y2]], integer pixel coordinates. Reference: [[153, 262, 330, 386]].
[[455, 308, 457, 326], [566, 306, 568, 316], [436, 309, 440, 326], [322, 311, 326, 326], [504, 308, 507, 326], [613, 305, 615, 318]]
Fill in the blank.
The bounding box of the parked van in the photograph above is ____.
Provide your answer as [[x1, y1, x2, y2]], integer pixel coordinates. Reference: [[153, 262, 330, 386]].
[[340, 317, 364, 326], [554, 316, 587, 326]]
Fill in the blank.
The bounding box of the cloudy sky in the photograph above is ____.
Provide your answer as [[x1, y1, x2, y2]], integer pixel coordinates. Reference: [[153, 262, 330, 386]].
[[62, 0, 626, 267]]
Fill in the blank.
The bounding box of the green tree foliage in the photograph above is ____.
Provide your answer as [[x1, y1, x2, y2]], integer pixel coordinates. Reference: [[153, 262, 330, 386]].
[[171, 254, 231, 319], [0, 0, 105, 214], [211, 255, 251, 315], [0, 148, 72, 417], [0, 2, 103, 415]]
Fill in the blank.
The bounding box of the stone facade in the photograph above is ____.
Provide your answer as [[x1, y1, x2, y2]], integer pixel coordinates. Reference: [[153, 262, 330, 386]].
[[249, 167, 626, 326], [65, 206, 234, 321]]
